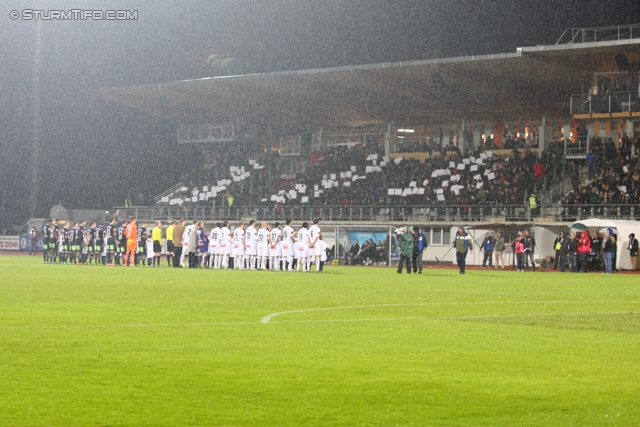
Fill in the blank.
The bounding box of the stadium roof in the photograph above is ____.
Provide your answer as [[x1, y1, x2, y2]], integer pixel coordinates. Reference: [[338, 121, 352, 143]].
[[102, 39, 640, 132]]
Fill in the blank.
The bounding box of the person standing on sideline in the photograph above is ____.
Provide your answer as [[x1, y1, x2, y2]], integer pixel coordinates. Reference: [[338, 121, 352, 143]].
[[558, 231, 572, 272], [515, 233, 525, 271], [452, 226, 473, 274], [172, 219, 185, 267], [28, 226, 39, 255], [480, 232, 494, 268], [413, 227, 427, 273], [602, 229, 616, 274], [590, 232, 603, 271], [395, 227, 413, 274], [522, 230, 536, 271], [568, 231, 578, 272], [577, 230, 591, 273], [493, 232, 505, 270], [627, 233, 638, 271], [410, 227, 420, 273], [552, 232, 564, 270]]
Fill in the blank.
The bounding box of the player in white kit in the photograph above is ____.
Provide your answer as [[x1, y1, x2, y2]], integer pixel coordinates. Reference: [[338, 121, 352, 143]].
[[308, 218, 321, 272], [181, 221, 196, 267], [232, 222, 245, 269], [268, 222, 282, 271], [218, 221, 231, 269], [281, 219, 295, 271], [317, 233, 327, 272], [209, 222, 220, 269], [256, 222, 270, 270], [295, 221, 309, 272], [244, 220, 257, 270]]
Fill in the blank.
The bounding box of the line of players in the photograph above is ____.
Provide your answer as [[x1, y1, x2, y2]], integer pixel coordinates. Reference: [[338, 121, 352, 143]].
[[184, 218, 326, 272], [40, 217, 328, 272], [41, 218, 159, 266]]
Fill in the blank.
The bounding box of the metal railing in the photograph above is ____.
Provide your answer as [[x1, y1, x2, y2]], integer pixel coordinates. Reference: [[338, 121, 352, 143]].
[[177, 123, 235, 143], [571, 92, 639, 115], [154, 182, 185, 204], [556, 24, 640, 44], [113, 203, 640, 224]]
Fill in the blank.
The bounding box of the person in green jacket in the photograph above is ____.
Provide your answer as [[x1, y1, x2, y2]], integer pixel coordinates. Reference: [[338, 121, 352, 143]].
[[395, 227, 414, 274], [452, 226, 473, 274], [494, 232, 505, 270]]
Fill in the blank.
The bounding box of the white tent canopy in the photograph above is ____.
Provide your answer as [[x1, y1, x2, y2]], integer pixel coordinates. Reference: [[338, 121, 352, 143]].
[[570, 219, 640, 270]]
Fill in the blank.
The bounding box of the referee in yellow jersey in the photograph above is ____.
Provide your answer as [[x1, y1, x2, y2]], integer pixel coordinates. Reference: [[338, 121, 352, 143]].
[[165, 221, 175, 267], [152, 221, 163, 267]]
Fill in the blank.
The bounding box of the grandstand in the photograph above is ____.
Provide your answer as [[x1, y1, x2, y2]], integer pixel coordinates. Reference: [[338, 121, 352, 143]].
[[102, 24, 640, 226]]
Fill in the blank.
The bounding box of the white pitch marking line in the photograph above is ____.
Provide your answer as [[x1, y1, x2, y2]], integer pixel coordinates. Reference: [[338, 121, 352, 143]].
[[0, 321, 262, 331], [2, 311, 638, 331], [263, 311, 640, 325], [2, 302, 639, 331], [261, 300, 640, 323]]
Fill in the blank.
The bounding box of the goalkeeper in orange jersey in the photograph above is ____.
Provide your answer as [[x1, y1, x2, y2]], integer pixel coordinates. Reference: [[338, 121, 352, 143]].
[[124, 217, 138, 267]]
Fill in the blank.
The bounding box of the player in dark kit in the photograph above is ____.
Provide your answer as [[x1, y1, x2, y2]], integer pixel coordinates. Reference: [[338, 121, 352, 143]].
[[49, 220, 60, 263], [60, 223, 71, 264], [105, 218, 116, 265], [42, 220, 52, 263], [94, 222, 104, 265], [68, 223, 78, 264], [86, 222, 96, 264], [116, 221, 128, 266], [136, 222, 148, 266], [74, 220, 86, 264]]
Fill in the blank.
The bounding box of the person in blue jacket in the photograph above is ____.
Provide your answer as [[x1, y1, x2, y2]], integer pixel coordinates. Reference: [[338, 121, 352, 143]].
[[452, 226, 473, 274], [412, 226, 428, 274], [480, 232, 495, 268]]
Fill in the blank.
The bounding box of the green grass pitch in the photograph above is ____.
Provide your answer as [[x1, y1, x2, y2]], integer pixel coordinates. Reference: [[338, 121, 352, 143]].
[[1, 255, 640, 426]]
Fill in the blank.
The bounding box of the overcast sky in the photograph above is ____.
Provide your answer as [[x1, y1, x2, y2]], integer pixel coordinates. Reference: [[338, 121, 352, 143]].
[[0, 0, 639, 224]]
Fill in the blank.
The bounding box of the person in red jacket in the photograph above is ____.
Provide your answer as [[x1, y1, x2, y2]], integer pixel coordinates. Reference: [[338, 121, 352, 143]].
[[533, 161, 545, 192], [576, 230, 591, 273]]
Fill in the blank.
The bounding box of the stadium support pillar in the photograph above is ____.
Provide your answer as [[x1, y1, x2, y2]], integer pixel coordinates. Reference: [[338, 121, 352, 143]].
[[587, 120, 595, 141], [459, 120, 466, 151], [563, 122, 571, 141], [538, 116, 549, 156], [625, 120, 633, 137], [610, 120, 618, 143], [473, 126, 481, 148], [385, 124, 391, 158], [598, 119, 606, 137]]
